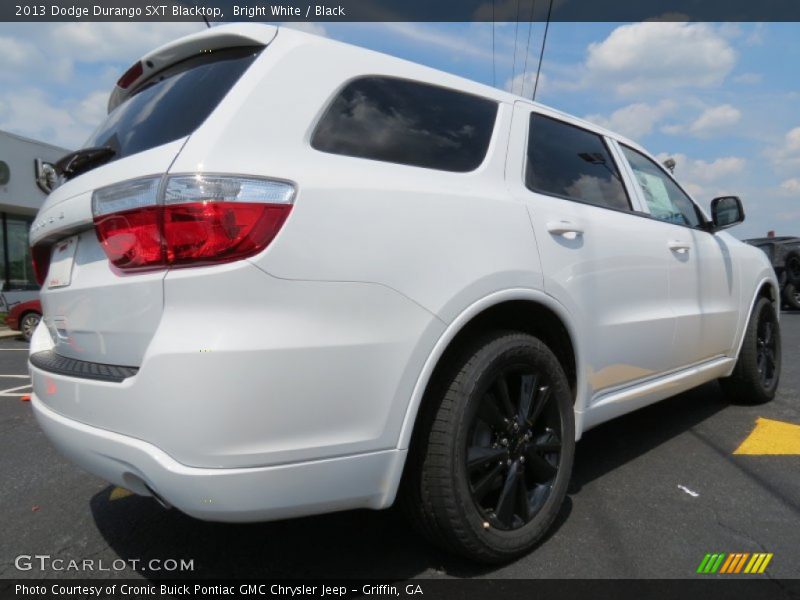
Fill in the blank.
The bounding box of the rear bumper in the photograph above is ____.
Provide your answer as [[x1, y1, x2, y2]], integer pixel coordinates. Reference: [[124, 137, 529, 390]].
[[30, 262, 442, 469], [31, 395, 406, 522]]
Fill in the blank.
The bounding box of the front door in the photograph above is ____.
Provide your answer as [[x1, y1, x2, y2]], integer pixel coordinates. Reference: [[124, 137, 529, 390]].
[[616, 143, 740, 366]]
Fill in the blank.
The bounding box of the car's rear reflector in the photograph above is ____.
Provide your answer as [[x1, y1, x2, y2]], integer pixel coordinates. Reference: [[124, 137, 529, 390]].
[[32, 245, 52, 286]]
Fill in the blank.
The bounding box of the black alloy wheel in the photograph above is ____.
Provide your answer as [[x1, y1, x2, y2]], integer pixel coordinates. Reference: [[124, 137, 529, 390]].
[[719, 296, 781, 404], [756, 305, 779, 389], [466, 368, 562, 530], [401, 332, 574, 563]]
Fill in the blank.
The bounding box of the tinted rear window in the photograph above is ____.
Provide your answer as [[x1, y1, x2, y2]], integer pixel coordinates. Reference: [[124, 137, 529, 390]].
[[84, 46, 262, 161], [526, 113, 630, 211], [311, 77, 497, 172]]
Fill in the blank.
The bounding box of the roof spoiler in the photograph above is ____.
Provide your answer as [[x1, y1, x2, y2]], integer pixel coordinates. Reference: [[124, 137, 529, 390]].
[[107, 24, 278, 113]]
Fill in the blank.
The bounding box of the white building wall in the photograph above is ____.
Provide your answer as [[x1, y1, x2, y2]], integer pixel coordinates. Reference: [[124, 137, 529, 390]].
[[0, 130, 69, 216]]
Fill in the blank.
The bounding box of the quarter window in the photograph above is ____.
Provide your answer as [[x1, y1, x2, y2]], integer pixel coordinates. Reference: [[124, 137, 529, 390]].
[[620, 145, 703, 228], [311, 77, 498, 172], [525, 113, 630, 211]]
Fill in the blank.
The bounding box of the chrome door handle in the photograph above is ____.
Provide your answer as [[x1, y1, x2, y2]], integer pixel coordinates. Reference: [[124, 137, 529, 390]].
[[668, 240, 691, 254], [546, 220, 584, 238]]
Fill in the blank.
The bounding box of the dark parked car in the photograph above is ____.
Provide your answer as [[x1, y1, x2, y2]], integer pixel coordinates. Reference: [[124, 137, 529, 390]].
[[6, 299, 42, 342], [745, 236, 800, 310]]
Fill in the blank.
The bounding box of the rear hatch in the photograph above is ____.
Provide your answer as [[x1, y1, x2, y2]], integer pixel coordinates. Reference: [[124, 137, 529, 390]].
[[30, 25, 276, 367]]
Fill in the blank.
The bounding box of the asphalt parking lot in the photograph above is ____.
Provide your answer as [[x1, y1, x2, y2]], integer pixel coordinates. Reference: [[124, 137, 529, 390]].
[[1, 314, 798, 581]]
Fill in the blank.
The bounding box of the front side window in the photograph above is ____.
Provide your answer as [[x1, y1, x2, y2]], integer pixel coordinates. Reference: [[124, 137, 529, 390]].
[[311, 77, 498, 172], [525, 113, 630, 211], [620, 145, 703, 228]]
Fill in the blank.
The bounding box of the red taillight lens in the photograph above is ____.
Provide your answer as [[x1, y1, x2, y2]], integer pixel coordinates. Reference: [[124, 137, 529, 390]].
[[94, 206, 163, 269], [165, 202, 291, 265], [92, 175, 295, 272]]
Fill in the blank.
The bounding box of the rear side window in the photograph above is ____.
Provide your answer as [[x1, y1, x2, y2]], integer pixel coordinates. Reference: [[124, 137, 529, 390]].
[[84, 46, 262, 161], [311, 77, 498, 172], [526, 113, 630, 211]]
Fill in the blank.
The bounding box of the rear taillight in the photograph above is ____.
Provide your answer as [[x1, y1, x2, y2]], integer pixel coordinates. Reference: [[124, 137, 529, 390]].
[[92, 174, 295, 272]]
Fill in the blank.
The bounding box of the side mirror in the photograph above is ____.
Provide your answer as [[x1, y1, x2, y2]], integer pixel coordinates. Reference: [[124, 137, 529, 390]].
[[710, 196, 745, 232]]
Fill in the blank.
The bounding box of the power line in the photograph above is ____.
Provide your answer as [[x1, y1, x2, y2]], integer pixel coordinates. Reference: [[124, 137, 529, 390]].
[[532, 0, 553, 102], [520, 0, 537, 97], [492, 0, 496, 87], [510, 0, 521, 94]]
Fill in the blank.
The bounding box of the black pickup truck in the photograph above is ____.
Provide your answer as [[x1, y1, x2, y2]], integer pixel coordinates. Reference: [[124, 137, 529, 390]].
[[744, 236, 800, 310]]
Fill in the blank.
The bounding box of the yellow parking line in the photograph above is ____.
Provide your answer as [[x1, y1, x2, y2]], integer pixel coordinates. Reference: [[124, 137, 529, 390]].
[[734, 418, 800, 455]]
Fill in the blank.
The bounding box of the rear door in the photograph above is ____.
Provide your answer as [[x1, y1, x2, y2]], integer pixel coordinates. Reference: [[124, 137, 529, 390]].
[[507, 102, 678, 397]]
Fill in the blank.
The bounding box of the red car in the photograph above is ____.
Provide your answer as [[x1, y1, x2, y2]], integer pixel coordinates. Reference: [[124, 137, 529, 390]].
[[6, 299, 42, 342]]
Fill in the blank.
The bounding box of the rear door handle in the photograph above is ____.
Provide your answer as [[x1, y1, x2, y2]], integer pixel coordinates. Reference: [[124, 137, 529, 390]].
[[668, 240, 691, 254], [546, 220, 584, 238]]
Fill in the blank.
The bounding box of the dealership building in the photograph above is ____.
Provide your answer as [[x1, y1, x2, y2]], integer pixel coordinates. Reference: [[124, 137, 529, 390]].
[[0, 129, 69, 302]]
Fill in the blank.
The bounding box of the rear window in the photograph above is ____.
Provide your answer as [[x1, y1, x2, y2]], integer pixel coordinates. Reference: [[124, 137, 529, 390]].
[[83, 46, 262, 161], [526, 113, 630, 211], [311, 77, 498, 172]]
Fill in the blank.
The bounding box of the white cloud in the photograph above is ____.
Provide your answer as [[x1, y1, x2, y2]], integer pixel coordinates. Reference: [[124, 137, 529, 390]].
[[504, 71, 546, 99], [0, 23, 204, 86], [745, 23, 767, 46], [780, 178, 800, 195], [584, 100, 676, 140], [47, 22, 203, 63], [768, 126, 800, 171], [0, 88, 106, 148], [75, 91, 110, 129], [0, 22, 204, 147], [379, 22, 495, 62], [580, 22, 736, 96], [660, 104, 742, 138], [733, 72, 762, 84], [656, 152, 747, 200], [688, 104, 742, 137]]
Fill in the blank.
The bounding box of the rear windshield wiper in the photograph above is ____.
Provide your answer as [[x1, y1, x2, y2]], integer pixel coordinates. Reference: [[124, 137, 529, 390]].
[[55, 146, 117, 181]]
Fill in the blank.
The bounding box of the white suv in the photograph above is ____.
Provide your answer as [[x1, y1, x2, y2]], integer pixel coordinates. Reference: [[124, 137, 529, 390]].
[[29, 24, 780, 563]]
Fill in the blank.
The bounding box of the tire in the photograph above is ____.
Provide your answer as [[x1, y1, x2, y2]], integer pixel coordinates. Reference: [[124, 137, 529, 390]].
[[401, 331, 575, 563], [719, 297, 781, 404], [784, 282, 800, 311], [20, 312, 41, 343]]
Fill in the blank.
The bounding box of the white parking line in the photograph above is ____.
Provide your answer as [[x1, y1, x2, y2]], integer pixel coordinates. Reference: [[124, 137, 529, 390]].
[[0, 349, 28, 351], [0, 375, 30, 378], [0, 384, 32, 397]]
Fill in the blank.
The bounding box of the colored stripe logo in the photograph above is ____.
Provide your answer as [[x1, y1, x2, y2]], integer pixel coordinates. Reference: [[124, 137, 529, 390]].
[[697, 552, 773, 574]]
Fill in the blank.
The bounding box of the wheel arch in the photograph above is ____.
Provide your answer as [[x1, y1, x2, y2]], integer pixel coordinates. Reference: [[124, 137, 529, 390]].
[[396, 289, 582, 451], [732, 277, 780, 363]]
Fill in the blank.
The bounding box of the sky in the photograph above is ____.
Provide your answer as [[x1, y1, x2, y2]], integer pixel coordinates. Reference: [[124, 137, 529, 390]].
[[0, 20, 798, 238]]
